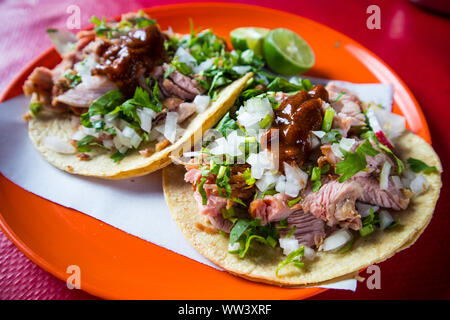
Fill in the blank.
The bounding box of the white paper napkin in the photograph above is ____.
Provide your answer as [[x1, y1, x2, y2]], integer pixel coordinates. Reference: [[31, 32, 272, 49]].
[[0, 81, 393, 292]]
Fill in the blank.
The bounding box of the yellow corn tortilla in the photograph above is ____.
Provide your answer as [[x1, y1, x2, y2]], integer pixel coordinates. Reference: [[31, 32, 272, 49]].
[[28, 73, 252, 179], [162, 131, 442, 286]]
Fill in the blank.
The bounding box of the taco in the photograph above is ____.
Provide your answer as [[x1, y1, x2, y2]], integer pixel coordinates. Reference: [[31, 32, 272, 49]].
[[163, 80, 442, 286], [23, 11, 254, 179]]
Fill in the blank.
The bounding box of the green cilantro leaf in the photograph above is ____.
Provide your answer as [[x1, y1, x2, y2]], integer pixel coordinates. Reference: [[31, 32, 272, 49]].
[[276, 246, 305, 276], [407, 158, 437, 174]]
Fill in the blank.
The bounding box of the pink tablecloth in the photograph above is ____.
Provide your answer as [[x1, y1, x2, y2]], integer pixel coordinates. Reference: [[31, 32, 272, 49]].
[[1, 0, 449, 300]]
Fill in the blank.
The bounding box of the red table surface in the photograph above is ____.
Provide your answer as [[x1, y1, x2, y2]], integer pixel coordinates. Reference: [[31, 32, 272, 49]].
[[0, 0, 448, 300]]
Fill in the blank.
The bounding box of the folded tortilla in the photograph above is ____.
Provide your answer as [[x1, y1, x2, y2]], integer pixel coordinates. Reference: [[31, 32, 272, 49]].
[[28, 73, 252, 179], [162, 131, 442, 286]]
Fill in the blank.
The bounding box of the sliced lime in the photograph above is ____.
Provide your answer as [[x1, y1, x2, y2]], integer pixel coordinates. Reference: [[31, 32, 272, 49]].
[[230, 27, 269, 55], [263, 28, 315, 75]]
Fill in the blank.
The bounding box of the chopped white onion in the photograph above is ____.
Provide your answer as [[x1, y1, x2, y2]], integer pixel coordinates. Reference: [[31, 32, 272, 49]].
[[164, 112, 178, 143], [401, 169, 416, 188], [89, 114, 101, 122], [182, 151, 202, 158], [410, 174, 429, 195], [137, 108, 154, 133], [102, 139, 114, 149], [122, 126, 135, 139], [366, 107, 383, 134], [82, 126, 99, 138], [391, 175, 403, 189], [193, 58, 214, 74], [255, 171, 280, 192], [246, 150, 275, 179], [74, 57, 97, 82], [322, 229, 352, 252], [117, 119, 131, 131], [340, 138, 355, 152], [374, 107, 406, 139], [312, 130, 326, 139], [228, 242, 241, 252], [303, 246, 316, 261], [310, 134, 321, 149], [279, 237, 301, 256], [71, 130, 87, 141], [283, 162, 308, 197], [43, 136, 76, 154], [210, 131, 246, 157], [379, 161, 392, 190], [275, 175, 287, 193], [232, 65, 252, 75], [193, 95, 211, 112], [379, 210, 394, 230], [237, 97, 273, 130], [112, 129, 130, 154], [366, 106, 405, 142], [331, 143, 344, 159], [175, 47, 196, 70], [118, 126, 142, 149], [104, 112, 118, 124], [355, 201, 379, 218]]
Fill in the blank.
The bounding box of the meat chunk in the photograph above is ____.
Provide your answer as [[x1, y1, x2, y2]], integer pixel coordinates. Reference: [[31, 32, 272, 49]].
[[192, 184, 227, 217], [208, 214, 233, 233], [184, 168, 202, 184], [324, 82, 366, 136], [163, 96, 184, 110], [320, 144, 341, 167], [155, 64, 204, 100], [321, 139, 395, 177], [279, 210, 326, 248], [23, 67, 53, 96], [301, 179, 363, 230], [354, 176, 411, 210], [52, 76, 117, 108], [163, 65, 203, 96], [249, 193, 299, 225], [177, 102, 197, 123]]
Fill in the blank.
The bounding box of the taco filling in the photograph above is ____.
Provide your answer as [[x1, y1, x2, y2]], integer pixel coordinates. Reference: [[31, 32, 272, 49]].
[[178, 80, 438, 275], [24, 11, 260, 163]]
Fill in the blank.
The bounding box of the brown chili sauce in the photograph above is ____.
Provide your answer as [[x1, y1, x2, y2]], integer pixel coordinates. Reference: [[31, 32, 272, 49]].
[[265, 84, 329, 169], [92, 25, 166, 92]]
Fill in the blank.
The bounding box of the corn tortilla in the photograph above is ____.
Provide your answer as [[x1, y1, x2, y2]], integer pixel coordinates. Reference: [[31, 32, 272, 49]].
[[28, 73, 253, 179], [162, 131, 442, 286]]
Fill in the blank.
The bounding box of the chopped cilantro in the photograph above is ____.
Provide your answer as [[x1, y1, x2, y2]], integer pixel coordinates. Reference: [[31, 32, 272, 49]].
[[64, 71, 81, 88], [242, 168, 256, 186], [110, 150, 127, 163], [287, 195, 302, 207], [335, 140, 380, 182], [198, 177, 208, 205], [332, 91, 346, 103], [286, 225, 297, 238], [267, 77, 303, 92], [29, 102, 42, 116], [76, 135, 96, 152], [321, 107, 335, 132], [215, 112, 239, 138], [276, 246, 305, 276], [407, 158, 437, 174]]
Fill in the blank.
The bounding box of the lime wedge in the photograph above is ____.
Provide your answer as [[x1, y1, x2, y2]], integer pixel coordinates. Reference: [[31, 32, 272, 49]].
[[230, 27, 269, 55], [263, 28, 315, 75]]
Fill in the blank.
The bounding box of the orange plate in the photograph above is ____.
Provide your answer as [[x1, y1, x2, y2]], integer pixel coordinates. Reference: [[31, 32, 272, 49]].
[[0, 3, 431, 299]]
